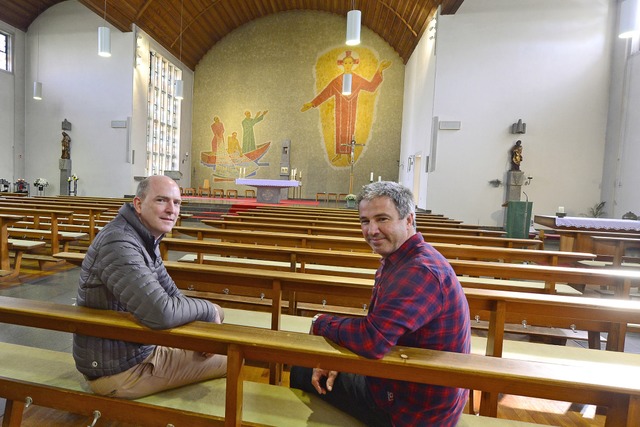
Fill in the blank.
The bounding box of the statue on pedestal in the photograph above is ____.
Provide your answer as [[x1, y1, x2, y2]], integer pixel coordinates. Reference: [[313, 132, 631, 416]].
[[61, 132, 71, 159], [510, 140, 523, 171]]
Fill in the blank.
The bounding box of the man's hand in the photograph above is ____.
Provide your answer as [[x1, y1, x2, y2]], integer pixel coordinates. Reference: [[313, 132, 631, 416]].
[[212, 303, 224, 324], [311, 368, 339, 395]]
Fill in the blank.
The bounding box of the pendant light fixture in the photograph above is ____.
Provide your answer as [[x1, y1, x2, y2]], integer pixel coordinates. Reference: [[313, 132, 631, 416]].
[[619, 0, 640, 39], [98, 0, 111, 57], [346, 1, 361, 46], [342, 73, 352, 95], [33, 23, 42, 100], [175, 0, 184, 100]]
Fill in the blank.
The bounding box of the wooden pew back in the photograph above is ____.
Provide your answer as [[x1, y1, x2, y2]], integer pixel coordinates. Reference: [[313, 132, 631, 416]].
[[0, 295, 639, 426]]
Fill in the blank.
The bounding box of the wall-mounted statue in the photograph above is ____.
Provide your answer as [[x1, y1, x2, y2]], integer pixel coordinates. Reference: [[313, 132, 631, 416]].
[[510, 140, 523, 171], [61, 132, 71, 159]]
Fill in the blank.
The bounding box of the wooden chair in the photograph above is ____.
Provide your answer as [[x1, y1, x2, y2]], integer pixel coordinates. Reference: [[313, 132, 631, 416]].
[[227, 189, 238, 198], [199, 179, 211, 197], [315, 192, 327, 202], [213, 189, 225, 198], [245, 189, 256, 198]]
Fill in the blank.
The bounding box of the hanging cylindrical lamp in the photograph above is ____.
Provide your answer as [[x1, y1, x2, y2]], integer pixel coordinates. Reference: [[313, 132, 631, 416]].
[[342, 73, 352, 95], [619, 0, 640, 38], [346, 9, 361, 46], [98, 0, 111, 57], [175, 0, 184, 101], [98, 26, 111, 57], [33, 81, 42, 100], [175, 79, 184, 100], [33, 25, 42, 100]]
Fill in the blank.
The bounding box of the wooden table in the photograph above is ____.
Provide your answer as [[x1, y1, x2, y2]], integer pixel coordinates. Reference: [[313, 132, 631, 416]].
[[235, 179, 299, 204], [0, 214, 24, 275], [534, 215, 640, 252]]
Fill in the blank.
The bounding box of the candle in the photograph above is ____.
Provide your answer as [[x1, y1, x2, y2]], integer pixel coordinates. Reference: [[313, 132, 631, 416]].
[[370, 172, 374, 181], [378, 176, 382, 182], [558, 206, 565, 214]]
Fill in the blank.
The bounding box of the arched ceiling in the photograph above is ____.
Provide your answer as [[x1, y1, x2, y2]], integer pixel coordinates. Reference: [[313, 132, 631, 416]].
[[0, 0, 465, 70]]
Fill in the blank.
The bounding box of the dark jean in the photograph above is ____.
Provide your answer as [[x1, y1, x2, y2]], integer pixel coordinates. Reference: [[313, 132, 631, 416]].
[[289, 366, 393, 427]]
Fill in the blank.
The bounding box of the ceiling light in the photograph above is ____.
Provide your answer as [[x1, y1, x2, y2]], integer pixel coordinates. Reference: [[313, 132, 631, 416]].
[[619, 0, 639, 38], [98, 0, 111, 56], [346, 9, 361, 46], [33, 81, 42, 100]]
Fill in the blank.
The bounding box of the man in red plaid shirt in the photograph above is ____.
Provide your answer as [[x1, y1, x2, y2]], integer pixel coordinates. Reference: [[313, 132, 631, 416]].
[[290, 181, 470, 426]]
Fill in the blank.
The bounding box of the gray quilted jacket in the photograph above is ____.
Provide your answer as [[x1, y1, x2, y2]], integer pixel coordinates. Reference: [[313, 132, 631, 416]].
[[73, 203, 216, 378]]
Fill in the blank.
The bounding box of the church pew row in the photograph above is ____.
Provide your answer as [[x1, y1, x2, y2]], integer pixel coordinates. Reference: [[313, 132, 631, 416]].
[[0, 295, 639, 426], [172, 225, 544, 250], [0, 215, 47, 281], [233, 209, 488, 229], [0, 199, 109, 243], [55, 252, 640, 354], [246, 204, 449, 220], [206, 217, 505, 237], [0, 207, 76, 258], [159, 236, 593, 282]]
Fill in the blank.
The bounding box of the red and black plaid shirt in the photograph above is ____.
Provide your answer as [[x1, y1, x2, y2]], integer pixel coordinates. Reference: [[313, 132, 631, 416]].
[[313, 233, 471, 426]]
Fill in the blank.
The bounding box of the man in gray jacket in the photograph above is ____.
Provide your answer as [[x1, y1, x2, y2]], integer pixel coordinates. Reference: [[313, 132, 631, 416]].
[[73, 175, 226, 398]]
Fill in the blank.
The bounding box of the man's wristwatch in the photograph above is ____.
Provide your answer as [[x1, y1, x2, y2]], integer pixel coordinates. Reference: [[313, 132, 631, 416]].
[[310, 314, 321, 332]]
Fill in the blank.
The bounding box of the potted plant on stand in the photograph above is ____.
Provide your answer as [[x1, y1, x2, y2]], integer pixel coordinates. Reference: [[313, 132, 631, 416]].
[[67, 174, 79, 196], [33, 178, 49, 195], [345, 194, 357, 209]]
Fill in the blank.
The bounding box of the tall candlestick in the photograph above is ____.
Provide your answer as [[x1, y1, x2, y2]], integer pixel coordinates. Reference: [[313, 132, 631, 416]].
[[378, 176, 382, 182], [370, 172, 374, 181]]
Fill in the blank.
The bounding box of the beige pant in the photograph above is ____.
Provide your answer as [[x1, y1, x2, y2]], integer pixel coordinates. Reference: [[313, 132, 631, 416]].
[[87, 346, 227, 399]]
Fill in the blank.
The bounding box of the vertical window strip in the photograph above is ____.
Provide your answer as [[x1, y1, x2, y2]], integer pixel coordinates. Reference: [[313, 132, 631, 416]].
[[146, 50, 181, 177], [0, 31, 10, 72]]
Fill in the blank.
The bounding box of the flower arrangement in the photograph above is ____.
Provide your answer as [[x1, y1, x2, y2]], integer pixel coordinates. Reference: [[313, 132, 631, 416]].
[[345, 194, 357, 201], [14, 178, 27, 193], [67, 174, 79, 182], [34, 178, 49, 188]]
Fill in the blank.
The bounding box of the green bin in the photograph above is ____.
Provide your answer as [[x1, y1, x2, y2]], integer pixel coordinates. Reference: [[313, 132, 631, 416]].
[[506, 201, 533, 239]]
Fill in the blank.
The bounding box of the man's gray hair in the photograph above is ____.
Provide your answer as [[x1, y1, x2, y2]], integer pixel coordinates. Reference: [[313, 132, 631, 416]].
[[356, 181, 415, 220], [135, 177, 152, 199]]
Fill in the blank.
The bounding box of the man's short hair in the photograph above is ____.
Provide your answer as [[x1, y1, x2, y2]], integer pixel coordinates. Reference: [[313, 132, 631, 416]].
[[135, 177, 152, 200], [356, 181, 415, 220]]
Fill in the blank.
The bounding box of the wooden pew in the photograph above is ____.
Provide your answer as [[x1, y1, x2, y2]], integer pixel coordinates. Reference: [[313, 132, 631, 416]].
[[1, 215, 29, 280], [0, 199, 109, 242], [173, 226, 543, 250], [217, 215, 505, 236], [240, 209, 463, 226], [159, 237, 594, 278], [250, 205, 448, 219], [0, 207, 74, 256], [234, 209, 486, 229], [55, 252, 640, 351], [1, 295, 640, 426], [590, 236, 640, 268]]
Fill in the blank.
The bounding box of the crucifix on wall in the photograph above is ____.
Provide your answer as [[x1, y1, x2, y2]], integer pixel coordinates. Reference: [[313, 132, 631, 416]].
[[341, 137, 365, 194]]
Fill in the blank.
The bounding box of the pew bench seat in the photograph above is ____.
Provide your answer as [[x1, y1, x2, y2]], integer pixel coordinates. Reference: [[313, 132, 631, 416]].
[[0, 341, 542, 427], [6, 239, 47, 271], [7, 227, 88, 252], [178, 253, 377, 278], [176, 254, 584, 294], [458, 276, 583, 295], [223, 308, 639, 390]]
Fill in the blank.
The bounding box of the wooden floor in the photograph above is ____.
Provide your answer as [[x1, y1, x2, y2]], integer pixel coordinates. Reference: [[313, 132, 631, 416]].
[[0, 254, 627, 426]]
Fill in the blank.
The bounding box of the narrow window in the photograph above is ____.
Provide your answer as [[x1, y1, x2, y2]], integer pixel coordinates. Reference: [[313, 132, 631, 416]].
[[146, 50, 181, 176]]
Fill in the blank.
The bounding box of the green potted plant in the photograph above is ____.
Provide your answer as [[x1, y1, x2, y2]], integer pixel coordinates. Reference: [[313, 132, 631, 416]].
[[345, 194, 357, 208]]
